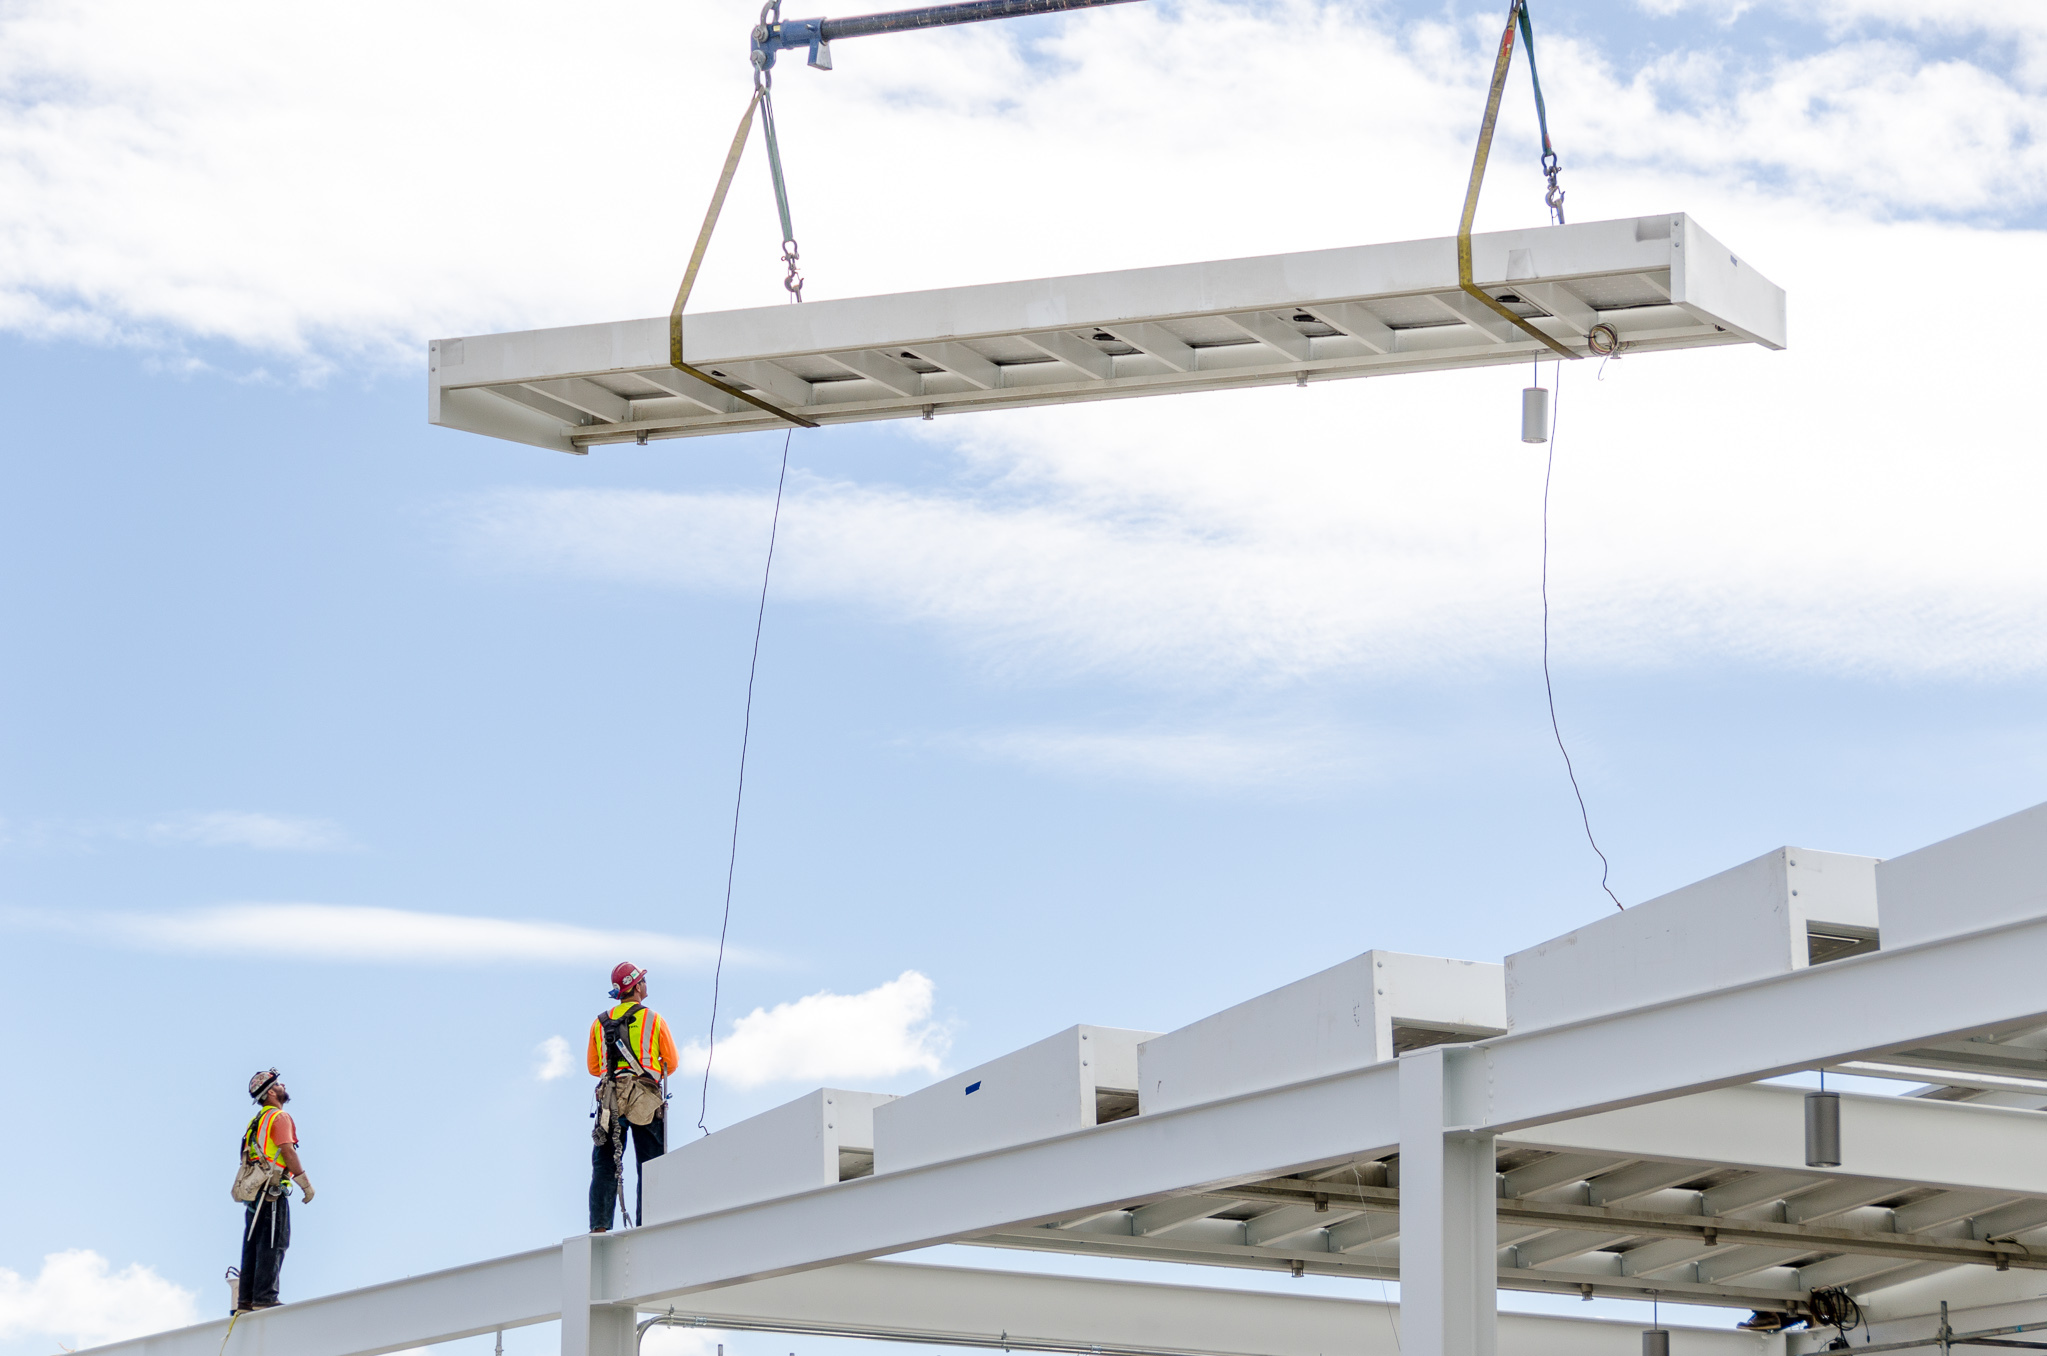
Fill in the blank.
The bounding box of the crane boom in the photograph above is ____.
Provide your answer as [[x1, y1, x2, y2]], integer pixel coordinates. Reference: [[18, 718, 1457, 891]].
[[754, 0, 1145, 70]]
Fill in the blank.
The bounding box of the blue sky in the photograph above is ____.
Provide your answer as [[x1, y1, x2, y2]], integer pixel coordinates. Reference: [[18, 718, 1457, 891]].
[[2, 0, 2045, 1350]]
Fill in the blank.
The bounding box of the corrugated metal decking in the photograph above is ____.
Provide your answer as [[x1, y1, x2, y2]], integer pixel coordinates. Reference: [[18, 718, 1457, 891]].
[[428, 212, 1785, 453]]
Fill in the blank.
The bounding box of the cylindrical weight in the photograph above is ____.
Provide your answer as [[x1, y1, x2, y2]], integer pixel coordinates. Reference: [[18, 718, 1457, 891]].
[[1806, 1089, 1841, 1167], [1522, 386, 1550, 443], [1642, 1329, 1671, 1356]]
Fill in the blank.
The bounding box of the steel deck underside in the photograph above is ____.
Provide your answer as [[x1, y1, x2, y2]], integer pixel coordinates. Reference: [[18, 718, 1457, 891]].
[[428, 212, 1785, 453]]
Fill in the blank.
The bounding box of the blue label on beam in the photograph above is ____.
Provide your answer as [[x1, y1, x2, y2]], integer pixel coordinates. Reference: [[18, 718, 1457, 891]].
[[964, 1081, 982, 1095]]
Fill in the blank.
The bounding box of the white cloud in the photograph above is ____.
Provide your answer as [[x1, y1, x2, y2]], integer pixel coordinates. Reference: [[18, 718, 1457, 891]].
[[5, 902, 756, 969], [685, 971, 950, 1090], [0, 0, 2040, 364], [0, 811, 353, 853], [961, 725, 1364, 790], [534, 1035, 574, 1081], [0, 1250, 199, 1348], [2, 1, 2043, 705], [144, 811, 352, 852]]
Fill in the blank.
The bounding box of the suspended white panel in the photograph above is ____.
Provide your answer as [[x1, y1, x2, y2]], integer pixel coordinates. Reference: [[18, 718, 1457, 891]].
[[427, 213, 1785, 454]]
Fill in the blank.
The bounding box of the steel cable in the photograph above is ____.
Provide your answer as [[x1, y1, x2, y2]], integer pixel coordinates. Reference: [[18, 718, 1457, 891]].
[[1539, 360, 1624, 911], [698, 428, 796, 1133]]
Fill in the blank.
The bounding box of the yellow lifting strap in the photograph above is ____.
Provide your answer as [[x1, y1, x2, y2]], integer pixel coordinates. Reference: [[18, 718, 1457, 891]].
[[669, 90, 820, 429], [1456, 2, 1579, 362]]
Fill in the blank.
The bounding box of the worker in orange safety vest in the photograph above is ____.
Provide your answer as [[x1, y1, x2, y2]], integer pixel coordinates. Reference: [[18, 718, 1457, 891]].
[[237, 1069, 313, 1312], [587, 962, 679, 1232]]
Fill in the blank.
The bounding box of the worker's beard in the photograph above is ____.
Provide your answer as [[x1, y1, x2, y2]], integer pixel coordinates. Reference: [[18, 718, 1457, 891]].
[[275, 1091, 292, 1105]]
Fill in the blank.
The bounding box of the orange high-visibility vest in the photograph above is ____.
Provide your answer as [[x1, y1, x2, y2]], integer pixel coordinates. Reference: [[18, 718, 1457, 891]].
[[587, 1004, 678, 1078], [242, 1108, 289, 1172]]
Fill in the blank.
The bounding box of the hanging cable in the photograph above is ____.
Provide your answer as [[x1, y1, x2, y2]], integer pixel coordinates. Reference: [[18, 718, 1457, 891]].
[[1539, 360, 1623, 911], [698, 427, 797, 1133]]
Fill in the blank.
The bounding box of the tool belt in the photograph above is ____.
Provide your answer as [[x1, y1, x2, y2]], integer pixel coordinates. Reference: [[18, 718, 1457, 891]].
[[594, 1073, 663, 1139], [231, 1156, 285, 1203], [231, 1111, 288, 1202]]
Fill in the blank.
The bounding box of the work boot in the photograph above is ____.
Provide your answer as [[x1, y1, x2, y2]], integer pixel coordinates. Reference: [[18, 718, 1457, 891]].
[[1736, 1312, 1794, 1333]]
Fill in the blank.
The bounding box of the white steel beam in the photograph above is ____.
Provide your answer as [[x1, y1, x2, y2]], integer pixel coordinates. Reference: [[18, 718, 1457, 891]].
[[825, 348, 926, 396], [1312, 302, 1394, 353], [1503, 1083, 2047, 1197], [564, 1233, 637, 1356], [66, 1253, 1784, 1356], [1512, 282, 1597, 337], [67, 1245, 559, 1356], [1222, 311, 1311, 363], [673, 1259, 1777, 1356], [1430, 292, 1517, 344], [1132, 1193, 1243, 1235], [1502, 1153, 1629, 1197], [1112, 321, 1197, 372], [1019, 330, 1115, 381], [915, 341, 1001, 389], [715, 359, 815, 408], [1400, 1047, 1498, 1356], [428, 214, 1784, 452], [636, 366, 743, 413]]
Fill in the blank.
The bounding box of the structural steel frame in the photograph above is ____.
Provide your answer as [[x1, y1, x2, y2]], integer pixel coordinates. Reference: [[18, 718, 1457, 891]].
[[72, 888, 2047, 1356], [428, 213, 1784, 453]]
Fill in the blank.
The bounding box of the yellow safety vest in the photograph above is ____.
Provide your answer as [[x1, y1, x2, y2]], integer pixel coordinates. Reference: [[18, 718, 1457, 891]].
[[242, 1108, 288, 1172]]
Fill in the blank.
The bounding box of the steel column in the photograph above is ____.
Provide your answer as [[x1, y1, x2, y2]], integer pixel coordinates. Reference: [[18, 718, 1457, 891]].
[[563, 1236, 636, 1356], [1399, 1047, 1497, 1356]]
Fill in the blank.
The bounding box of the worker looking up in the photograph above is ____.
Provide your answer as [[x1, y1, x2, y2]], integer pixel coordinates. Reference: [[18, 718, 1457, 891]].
[[587, 962, 678, 1233], [236, 1069, 313, 1313]]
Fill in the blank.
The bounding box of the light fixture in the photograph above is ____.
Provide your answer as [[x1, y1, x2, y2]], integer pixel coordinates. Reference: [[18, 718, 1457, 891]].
[[1643, 1293, 1669, 1356], [1806, 1070, 1842, 1168], [1522, 385, 1550, 443]]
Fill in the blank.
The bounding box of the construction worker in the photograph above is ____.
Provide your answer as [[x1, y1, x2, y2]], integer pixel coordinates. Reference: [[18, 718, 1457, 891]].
[[587, 962, 678, 1233], [237, 1069, 313, 1312]]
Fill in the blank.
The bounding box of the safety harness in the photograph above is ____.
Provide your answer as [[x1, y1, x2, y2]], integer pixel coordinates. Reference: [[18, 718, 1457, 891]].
[[599, 1003, 649, 1077]]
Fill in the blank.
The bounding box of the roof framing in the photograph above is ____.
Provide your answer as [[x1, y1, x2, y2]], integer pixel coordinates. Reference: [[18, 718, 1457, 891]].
[[427, 213, 1785, 453], [73, 806, 2047, 1356]]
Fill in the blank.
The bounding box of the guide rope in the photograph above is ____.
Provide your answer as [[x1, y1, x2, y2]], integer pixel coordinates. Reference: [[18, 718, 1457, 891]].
[[1456, 0, 1578, 361], [1538, 359, 1623, 911], [698, 425, 797, 1134]]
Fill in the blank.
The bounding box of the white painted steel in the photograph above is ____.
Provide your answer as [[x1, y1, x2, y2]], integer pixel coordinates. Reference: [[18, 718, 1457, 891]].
[[643, 1088, 895, 1225], [1399, 1047, 1498, 1356], [66, 802, 2047, 1356], [426, 214, 1786, 453], [1505, 848, 1879, 1033], [1136, 951, 1504, 1116], [1877, 801, 2047, 950], [678, 1259, 1778, 1356], [1504, 1084, 2047, 1196], [564, 1234, 636, 1356], [67, 1245, 560, 1356], [874, 1026, 1155, 1175]]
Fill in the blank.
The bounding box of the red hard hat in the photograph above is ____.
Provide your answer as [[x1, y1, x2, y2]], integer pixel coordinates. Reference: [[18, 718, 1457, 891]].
[[610, 962, 646, 993]]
